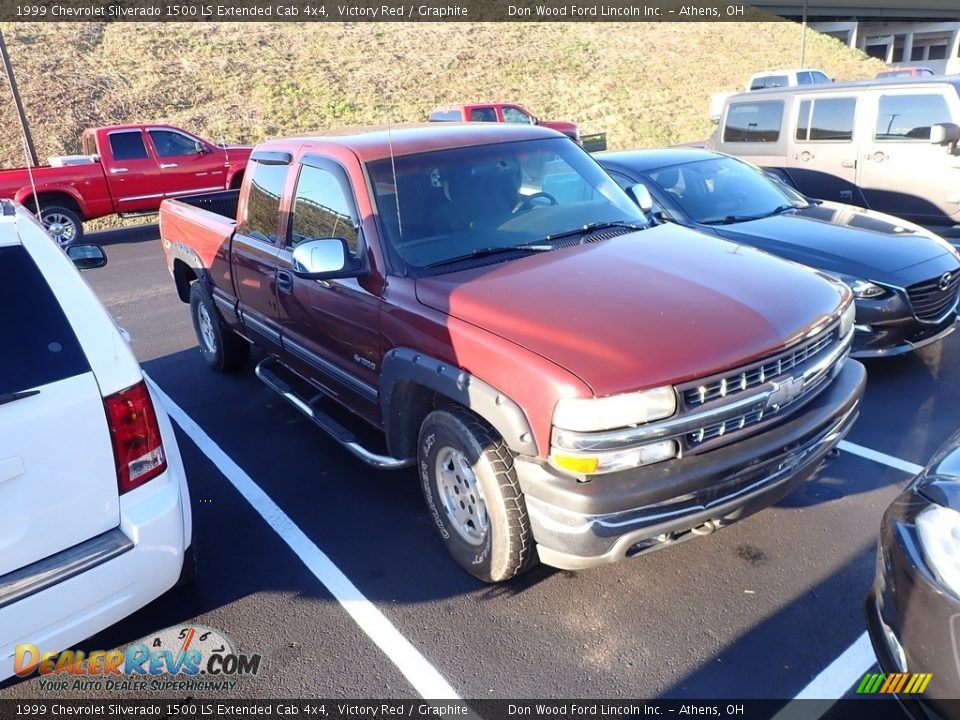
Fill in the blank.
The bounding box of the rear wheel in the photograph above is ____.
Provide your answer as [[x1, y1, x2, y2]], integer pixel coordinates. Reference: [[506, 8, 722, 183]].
[[418, 406, 538, 583], [189, 282, 249, 373], [40, 206, 83, 247]]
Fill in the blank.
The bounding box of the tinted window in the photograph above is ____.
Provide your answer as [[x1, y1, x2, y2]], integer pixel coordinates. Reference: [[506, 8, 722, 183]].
[[108, 131, 148, 161], [0, 245, 89, 396], [723, 101, 784, 142], [429, 110, 461, 122], [149, 130, 201, 158], [502, 107, 533, 124], [812, 72, 831, 83], [240, 161, 288, 242], [876, 93, 951, 141], [797, 72, 813, 85], [796, 97, 856, 141], [759, 75, 788, 89], [290, 165, 359, 255], [469, 107, 497, 122]]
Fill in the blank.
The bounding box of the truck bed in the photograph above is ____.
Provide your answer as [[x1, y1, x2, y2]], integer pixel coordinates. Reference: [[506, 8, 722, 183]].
[[160, 191, 238, 272]]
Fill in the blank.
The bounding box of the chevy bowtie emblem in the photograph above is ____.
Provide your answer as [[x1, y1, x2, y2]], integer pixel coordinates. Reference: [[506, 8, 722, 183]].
[[939, 272, 953, 292], [766, 376, 804, 410]]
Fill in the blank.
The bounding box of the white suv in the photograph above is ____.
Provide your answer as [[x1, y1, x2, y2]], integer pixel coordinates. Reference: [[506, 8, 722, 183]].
[[0, 200, 192, 680]]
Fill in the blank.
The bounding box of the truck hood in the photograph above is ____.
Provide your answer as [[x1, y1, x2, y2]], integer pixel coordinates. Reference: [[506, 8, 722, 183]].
[[708, 201, 956, 284], [415, 224, 846, 397]]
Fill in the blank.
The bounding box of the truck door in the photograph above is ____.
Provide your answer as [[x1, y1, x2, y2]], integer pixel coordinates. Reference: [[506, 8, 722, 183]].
[[102, 129, 163, 214], [858, 88, 960, 224], [786, 95, 865, 206], [231, 156, 288, 353], [146, 128, 228, 198], [276, 157, 381, 415]]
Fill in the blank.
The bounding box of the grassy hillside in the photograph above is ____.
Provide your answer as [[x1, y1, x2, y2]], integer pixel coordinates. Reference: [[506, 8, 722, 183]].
[[0, 21, 884, 167]]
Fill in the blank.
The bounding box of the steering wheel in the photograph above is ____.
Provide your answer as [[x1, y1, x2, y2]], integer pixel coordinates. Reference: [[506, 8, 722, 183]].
[[513, 191, 558, 213]]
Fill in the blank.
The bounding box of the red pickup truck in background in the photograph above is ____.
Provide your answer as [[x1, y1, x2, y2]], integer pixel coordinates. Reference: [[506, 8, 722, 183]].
[[429, 102, 581, 142], [0, 124, 250, 246], [160, 123, 864, 582]]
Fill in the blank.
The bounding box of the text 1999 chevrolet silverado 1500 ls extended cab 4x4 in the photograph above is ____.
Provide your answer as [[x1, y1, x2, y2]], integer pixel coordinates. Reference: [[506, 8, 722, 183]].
[[160, 123, 865, 582], [0, 124, 250, 246]]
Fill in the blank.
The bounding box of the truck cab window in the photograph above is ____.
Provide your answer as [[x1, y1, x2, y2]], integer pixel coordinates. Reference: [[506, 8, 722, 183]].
[[149, 130, 203, 158], [240, 161, 288, 243], [503, 107, 533, 124], [723, 101, 784, 142], [470, 107, 497, 122], [290, 165, 359, 254], [108, 131, 149, 160], [875, 94, 952, 141]]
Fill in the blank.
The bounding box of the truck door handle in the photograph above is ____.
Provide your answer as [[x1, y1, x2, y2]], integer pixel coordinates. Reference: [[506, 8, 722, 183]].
[[110, 167, 128, 174], [841, 159, 856, 168], [794, 151, 814, 162], [867, 152, 887, 163], [160, 163, 178, 169], [277, 270, 294, 294]]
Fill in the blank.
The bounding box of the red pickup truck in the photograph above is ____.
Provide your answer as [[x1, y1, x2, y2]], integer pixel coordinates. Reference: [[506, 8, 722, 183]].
[[0, 124, 250, 246], [160, 123, 865, 582], [429, 103, 580, 142]]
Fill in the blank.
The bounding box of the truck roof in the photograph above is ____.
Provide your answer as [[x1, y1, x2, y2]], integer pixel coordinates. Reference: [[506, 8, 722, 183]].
[[734, 74, 960, 98], [254, 123, 562, 162]]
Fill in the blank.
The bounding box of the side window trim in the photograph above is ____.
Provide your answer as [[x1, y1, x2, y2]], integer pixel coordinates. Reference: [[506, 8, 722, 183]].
[[107, 130, 150, 161], [239, 158, 291, 244], [146, 128, 208, 158], [795, 96, 857, 143]]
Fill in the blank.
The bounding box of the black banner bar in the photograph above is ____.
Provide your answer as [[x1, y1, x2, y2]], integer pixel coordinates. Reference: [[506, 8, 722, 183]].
[[0, 699, 927, 720], [0, 0, 955, 22]]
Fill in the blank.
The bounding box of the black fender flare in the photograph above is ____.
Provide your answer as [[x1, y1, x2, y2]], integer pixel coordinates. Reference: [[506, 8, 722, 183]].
[[380, 347, 539, 457]]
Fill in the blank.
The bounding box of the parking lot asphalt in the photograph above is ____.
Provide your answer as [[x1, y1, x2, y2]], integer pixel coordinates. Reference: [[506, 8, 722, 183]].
[[5, 223, 959, 701]]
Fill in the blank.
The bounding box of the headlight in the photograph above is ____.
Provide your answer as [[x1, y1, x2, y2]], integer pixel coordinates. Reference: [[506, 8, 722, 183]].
[[847, 278, 886, 299], [916, 504, 960, 599], [840, 299, 856, 339], [552, 386, 677, 432]]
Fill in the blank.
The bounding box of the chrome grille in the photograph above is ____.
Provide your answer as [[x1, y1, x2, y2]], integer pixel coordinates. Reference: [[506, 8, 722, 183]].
[[907, 273, 960, 322], [683, 330, 836, 409]]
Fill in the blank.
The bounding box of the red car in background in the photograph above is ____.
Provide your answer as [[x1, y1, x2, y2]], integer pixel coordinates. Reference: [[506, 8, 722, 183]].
[[429, 102, 581, 143], [876, 66, 936, 79], [0, 124, 250, 245]]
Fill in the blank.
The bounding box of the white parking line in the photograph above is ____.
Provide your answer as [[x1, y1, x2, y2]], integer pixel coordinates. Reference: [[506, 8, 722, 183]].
[[145, 375, 459, 700], [839, 440, 924, 475]]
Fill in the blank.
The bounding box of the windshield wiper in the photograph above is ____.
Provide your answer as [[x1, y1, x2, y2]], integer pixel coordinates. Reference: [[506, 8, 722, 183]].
[[0, 389, 40, 407], [544, 220, 646, 242], [701, 205, 799, 225], [427, 244, 554, 268]]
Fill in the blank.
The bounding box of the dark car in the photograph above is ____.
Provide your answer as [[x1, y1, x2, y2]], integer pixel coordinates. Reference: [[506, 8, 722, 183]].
[[598, 148, 960, 358], [866, 431, 960, 719]]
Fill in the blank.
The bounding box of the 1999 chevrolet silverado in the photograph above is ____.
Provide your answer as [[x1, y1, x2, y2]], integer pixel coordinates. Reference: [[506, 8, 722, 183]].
[[160, 124, 865, 582]]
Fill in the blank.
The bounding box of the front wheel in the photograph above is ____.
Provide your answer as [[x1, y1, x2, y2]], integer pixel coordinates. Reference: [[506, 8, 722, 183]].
[[418, 406, 538, 582], [40, 206, 83, 247], [189, 282, 250, 373]]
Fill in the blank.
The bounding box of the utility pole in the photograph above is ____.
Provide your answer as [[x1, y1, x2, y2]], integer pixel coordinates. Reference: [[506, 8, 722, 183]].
[[0, 29, 38, 167], [799, 0, 809, 67]]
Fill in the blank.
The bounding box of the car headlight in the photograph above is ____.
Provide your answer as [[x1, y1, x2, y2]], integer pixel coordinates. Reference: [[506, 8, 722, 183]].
[[552, 386, 677, 433], [840, 299, 856, 339], [550, 387, 678, 476], [916, 504, 960, 599], [846, 278, 887, 299]]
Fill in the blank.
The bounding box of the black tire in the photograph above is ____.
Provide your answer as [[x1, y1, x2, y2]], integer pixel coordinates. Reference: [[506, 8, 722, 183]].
[[39, 205, 84, 247], [418, 406, 537, 583], [189, 282, 250, 373]]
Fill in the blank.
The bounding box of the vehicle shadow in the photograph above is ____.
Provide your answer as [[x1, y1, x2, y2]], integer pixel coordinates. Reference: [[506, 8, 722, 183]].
[[87, 223, 159, 246]]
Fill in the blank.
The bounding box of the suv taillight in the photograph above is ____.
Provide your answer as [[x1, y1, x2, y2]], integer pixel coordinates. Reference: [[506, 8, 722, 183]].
[[104, 380, 167, 494]]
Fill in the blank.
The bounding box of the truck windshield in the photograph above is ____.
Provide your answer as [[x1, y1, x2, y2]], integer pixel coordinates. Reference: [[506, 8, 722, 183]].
[[367, 138, 645, 270]]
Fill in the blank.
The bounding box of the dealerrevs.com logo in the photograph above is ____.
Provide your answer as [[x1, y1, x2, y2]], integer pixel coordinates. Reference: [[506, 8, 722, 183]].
[[14, 625, 261, 693]]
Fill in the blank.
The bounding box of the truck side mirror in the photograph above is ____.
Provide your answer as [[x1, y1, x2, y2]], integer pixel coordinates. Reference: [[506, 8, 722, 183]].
[[66, 243, 107, 270], [194, 141, 209, 155], [930, 123, 960, 151], [291, 237, 364, 279], [627, 183, 654, 214]]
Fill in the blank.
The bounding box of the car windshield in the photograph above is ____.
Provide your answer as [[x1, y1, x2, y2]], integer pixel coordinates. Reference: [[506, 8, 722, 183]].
[[644, 156, 806, 225], [367, 138, 645, 270]]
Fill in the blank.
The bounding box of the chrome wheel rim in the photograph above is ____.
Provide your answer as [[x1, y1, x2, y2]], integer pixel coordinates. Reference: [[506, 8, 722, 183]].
[[435, 446, 488, 546], [197, 303, 217, 353], [42, 213, 77, 247]]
